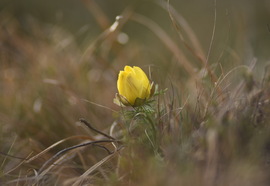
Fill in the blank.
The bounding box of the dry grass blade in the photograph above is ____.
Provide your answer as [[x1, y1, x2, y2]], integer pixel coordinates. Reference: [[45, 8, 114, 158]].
[[71, 150, 119, 186], [79, 118, 116, 140], [159, 0, 218, 83], [158, 0, 206, 62], [203, 65, 250, 118], [0, 136, 17, 170], [8, 153, 75, 185], [204, 129, 218, 186], [37, 151, 75, 182], [82, 99, 118, 113], [81, 0, 110, 30], [37, 140, 118, 174], [80, 6, 133, 63], [3, 152, 33, 176], [26, 135, 95, 163], [205, 0, 217, 68], [130, 13, 196, 77]]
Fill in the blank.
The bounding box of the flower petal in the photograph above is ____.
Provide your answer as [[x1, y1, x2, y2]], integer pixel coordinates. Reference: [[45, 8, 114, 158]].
[[133, 66, 151, 98], [116, 65, 152, 106]]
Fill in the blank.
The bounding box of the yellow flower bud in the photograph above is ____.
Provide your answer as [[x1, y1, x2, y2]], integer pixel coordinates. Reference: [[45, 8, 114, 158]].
[[117, 66, 151, 106]]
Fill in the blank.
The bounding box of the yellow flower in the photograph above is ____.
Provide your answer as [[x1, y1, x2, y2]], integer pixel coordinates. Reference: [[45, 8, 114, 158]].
[[116, 66, 152, 106]]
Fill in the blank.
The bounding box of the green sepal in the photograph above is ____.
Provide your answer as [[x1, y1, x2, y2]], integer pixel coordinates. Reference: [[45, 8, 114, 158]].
[[133, 97, 146, 107], [114, 93, 130, 107]]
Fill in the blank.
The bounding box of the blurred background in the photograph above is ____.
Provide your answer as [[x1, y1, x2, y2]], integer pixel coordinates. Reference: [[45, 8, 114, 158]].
[[1, 0, 270, 59], [0, 0, 270, 184]]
